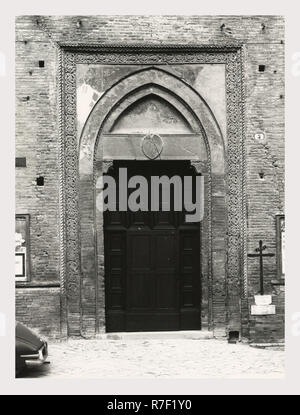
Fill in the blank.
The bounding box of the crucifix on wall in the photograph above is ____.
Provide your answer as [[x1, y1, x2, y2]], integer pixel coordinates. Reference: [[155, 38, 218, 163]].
[[248, 240, 275, 295]]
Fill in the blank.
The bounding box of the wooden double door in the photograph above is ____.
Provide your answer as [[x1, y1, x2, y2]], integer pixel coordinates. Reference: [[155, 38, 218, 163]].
[[104, 161, 201, 332]]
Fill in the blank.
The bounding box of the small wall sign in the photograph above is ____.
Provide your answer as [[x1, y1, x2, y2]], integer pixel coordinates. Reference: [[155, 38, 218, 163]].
[[254, 132, 265, 141], [251, 304, 276, 315]]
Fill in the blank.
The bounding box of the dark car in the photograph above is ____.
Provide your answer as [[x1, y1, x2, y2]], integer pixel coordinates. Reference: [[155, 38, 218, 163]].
[[15, 321, 48, 376]]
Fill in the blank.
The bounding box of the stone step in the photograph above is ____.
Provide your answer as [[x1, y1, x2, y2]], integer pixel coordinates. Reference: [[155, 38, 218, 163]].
[[249, 342, 285, 349], [96, 330, 213, 340]]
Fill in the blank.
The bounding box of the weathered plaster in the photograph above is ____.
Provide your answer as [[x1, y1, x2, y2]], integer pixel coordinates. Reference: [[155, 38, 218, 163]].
[[111, 96, 193, 134]]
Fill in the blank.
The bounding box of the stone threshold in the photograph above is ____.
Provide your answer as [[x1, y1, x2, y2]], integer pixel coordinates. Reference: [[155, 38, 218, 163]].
[[96, 330, 214, 340]]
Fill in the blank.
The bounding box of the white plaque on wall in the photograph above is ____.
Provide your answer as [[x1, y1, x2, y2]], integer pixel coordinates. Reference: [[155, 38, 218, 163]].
[[251, 305, 276, 315]]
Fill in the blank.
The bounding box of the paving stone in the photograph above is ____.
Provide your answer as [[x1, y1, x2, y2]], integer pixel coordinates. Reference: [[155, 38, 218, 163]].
[[19, 338, 284, 379]]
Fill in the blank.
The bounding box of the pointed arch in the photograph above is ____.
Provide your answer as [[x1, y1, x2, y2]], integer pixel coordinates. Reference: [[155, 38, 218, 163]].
[[77, 66, 227, 336], [79, 67, 225, 175]]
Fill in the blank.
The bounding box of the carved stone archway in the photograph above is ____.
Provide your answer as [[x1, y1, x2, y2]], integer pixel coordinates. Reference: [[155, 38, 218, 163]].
[[60, 46, 246, 338]]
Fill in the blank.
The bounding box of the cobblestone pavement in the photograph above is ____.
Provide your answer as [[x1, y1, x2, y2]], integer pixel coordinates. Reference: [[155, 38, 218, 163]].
[[19, 338, 284, 379]]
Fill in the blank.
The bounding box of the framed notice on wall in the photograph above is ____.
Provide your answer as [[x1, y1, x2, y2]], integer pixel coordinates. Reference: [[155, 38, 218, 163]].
[[276, 214, 285, 279], [15, 253, 25, 277], [15, 214, 30, 281]]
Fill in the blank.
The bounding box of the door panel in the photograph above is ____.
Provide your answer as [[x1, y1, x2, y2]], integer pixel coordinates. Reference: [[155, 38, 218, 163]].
[[104, 161, 201, 332], [154, 233, 176, 270], [130, 234, 152, 269], [128, 272, 154, 309], [156, 273, 178, 309]]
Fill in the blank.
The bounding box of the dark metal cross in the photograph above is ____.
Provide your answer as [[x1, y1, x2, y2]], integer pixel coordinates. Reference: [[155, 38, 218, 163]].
[[247, 240, 275, 295]]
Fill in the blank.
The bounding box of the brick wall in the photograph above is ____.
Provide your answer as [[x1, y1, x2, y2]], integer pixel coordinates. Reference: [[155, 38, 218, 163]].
[[15, 287, 61, 338], [15, 35, 59, 283], [249, 285, 285, 343], [244, 30, 284, 343], [15, 15, 284, 341]]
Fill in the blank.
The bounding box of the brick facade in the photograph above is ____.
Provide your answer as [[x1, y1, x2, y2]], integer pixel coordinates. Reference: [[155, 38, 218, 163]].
[[15, 15, 284, 342]]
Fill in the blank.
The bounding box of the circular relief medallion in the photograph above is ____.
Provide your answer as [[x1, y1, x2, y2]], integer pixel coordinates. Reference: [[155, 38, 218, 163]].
[[141, 133, 163, 160]]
